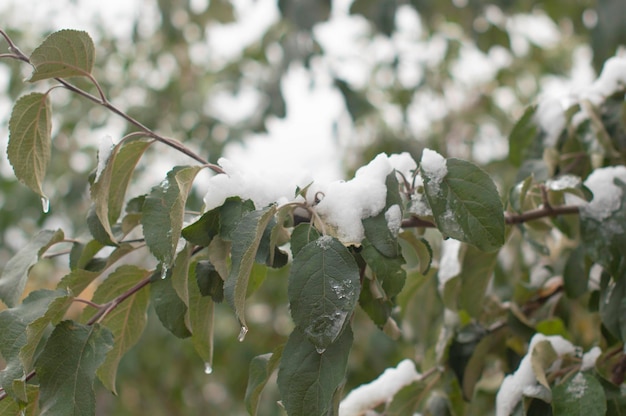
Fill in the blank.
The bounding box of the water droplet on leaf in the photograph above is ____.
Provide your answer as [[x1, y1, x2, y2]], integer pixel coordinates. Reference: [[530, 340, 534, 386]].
[[41, 196, 50, 213], [204, 362, 213, 374], [315, 346, 326, 354], [160, 266, 169, 280], [238, 325, 248, 342]]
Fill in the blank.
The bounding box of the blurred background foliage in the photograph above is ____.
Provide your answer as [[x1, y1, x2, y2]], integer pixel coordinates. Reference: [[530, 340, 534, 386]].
[[0, 0, 624, 414]]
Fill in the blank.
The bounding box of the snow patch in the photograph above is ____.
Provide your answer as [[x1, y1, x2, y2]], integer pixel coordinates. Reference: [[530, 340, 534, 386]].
[[420, 149, 447, 195], [581, 346, 601, 371], [339, 359, 421, 416], [95, 135, 115, 182], [566, 372, 587, 399], [495, 334, 597, 416], [385, 205, 402, 237], [438, 239, 462, 293], [581, 166, 626, 220]]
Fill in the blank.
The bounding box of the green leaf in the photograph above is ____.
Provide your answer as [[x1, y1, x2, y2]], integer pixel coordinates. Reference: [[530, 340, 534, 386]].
[[225, 206, 277, 330], [0, 384, 39, 415], [508, 104, 538, 166], [0, 289, 71, 402], [91, 138, 152, 243], [563, 245, 589, 299], [290, 223, 321, 258], [362, 211, 399, 258], [361, 239, 406, 299], [421, 158, 504, 252], [150, 268, 191, 339], [28, 29, 95, 81], [81, 266, 150, 394], [36, 321, 113, 416], [194, 260, 224, 302], [69, 240, 103, 270], [458, 245, 498, 318], [181, 208, 220, 247], [399, 231, 432, 274], [170, 244, 192, 308], [552, 372, 606, 415], [288, 236, 360, 350], [142, 165, 202, 268], [531, 340, 558, 389], [0, 229, 63, 308], [219, 197, 255, 240], [86, 204, 117, 246], [57, 243, 136, 296], [188, 263, 217, 371], [7, 92, 52, 198], [599, 273, 626, 341], [245, 346, 284, 416], [277, 326, 353, 416], [358, 276, 392, 328], [386, 381, 427, 416]]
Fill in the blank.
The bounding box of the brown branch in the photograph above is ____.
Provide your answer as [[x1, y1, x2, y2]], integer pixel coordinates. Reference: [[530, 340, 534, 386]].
[[504, 204, 580, 225], [0, 275, 153, 402], [0, 29, 224, 174]]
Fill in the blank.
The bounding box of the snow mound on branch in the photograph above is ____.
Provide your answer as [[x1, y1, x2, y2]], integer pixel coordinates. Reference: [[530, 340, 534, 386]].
[[581, 165, 626, 221], [495, 334, 600, 416], [339, 359, 421, 416], [202, 152, 417, 245], [203, 158, 313, 210], [314, 153, 416, 245]]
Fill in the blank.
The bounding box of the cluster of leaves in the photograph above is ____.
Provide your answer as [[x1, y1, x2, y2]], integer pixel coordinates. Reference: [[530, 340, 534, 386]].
[[1, 23, 626, 416]]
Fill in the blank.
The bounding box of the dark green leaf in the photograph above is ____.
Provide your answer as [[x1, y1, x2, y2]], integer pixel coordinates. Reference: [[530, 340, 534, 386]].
[[399, 231, 432, 274], [182, 208, 220, 247], [362, 211, 399, 258], [245, 346, 284, 416], [290, 223, 321, 258], [0, 229, 63, 308], [361, 239, 406, 298], [421, 158, 504, 252], [219, 197, 255, 240], [36, 321, 113, 416], [448, 323, 486, 396], [81, 266, 150, 394], [69, 240, 103, 270], [552, 372, 606, 415], [194, 260, 224, 302], [0, 289, 71, 402], [277, 326, 353, 416], [87, 205, 117, 246], [563, 245, 590, 298], [7, 93, 52, 198], [91, 138, 152, 243], [599, 273, 626, 342], [288, 236, 360, 350], [142, 165, 202, 268], [358, 276, 392, 328], [150, 268, 191, 338], [386, 381, 427, 416]]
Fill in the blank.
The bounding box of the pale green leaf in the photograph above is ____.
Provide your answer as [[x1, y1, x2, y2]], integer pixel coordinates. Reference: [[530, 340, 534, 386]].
[[0, 384, 39, 416], [0, 289, 70, 402], [171, 244, 192, 308], [288, 236, 360, 350], [36, 321, 113, 416], [225, 206, 277, 330], [531, 340, 558, 389], [57, 243, 136, 296], [29, 29, 95, 81], [0, 229, 63, 308], [552, 372, 606, 415], [7, 92, 52, 198], [81, 266, 150, 394], [421, 158, 504, 252], [458, 245, 498, 318], [188, 263, 217, 368], [508, 104, 538, 167], [142, 166, 202, 268], [245, 346, 284, 416], [277, 326, 353, 416], [91, 138, 152, 243]]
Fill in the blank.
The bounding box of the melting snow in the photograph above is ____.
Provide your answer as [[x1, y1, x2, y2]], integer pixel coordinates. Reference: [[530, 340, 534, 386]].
[[95, 135, 115, 182], [339, 359, 421, 416], [420, 148, 447, 194], [566, 372, 587, 399], [581, 166, 626, 220], [495, 334, 599, 416], [438, 238, 462, 293]]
